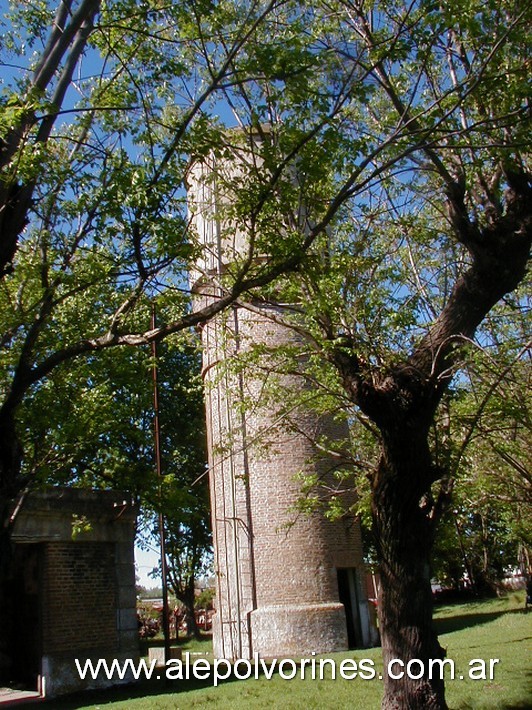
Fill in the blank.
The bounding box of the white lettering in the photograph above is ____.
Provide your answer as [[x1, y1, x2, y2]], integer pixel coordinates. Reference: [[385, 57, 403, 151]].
[[429, 658, 455, 680], [358, 658, 376, 680], [406, 659, 424, 680], [339, 659, 357, 680], [388, 659, 404, 679], [213, 658, 232, 686], [469, 659, 487, 680], [259, 657, 277, 680], [75, 657, 157, 681], [165, 659, 184, 680], [193, 658, 210, 680], [278, 659, 297, 680], [74, 653, 499, 686], [319, 658, 336, 679], [233, 659, 252, 680]]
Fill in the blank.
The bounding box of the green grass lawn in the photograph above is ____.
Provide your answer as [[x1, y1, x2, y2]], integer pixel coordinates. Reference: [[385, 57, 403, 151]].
[[49, 593, 531, 709]]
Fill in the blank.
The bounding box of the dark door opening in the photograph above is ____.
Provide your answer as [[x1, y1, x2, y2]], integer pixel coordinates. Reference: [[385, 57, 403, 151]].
[[7, 544, 42, 691], [337, 567, 362, 649]]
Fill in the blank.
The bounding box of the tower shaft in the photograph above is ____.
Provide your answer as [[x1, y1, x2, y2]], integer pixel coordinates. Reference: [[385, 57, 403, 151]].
[[188, 133, 371, 659]]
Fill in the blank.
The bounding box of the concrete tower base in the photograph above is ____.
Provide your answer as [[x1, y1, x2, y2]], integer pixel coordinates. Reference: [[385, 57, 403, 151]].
[[250, 603, 348, 658]]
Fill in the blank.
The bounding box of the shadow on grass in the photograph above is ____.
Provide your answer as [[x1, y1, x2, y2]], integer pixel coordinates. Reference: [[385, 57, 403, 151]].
[[138, 632, 213, 657], [44, 608, 529, 708], [434, 607, 527, 636], [172, 632, 213, 646], [45, 673, 236, 709]]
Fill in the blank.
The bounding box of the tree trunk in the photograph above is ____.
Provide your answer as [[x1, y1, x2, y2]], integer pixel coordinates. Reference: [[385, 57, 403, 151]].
[[186, 606, 201, 640], [171, 579, 202, 640], [182, 587, 201, 640], [373, 422, 447, 709]]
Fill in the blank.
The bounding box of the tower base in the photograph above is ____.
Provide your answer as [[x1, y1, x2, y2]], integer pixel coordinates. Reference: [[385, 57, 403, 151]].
[[249, 603, 348, 659]]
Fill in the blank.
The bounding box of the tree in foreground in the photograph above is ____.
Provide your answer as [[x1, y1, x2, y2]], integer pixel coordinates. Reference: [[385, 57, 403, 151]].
[[0, 0, 326, 524], [320, 6, 530, 705], [201, 2, 530, 707]]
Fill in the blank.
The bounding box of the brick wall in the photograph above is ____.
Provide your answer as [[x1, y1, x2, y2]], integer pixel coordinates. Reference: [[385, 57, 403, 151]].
[[189, 138, 371, 659], [201, 303, 368, 658], [42, 542, 118, 654], [236, 307, 363, 601]]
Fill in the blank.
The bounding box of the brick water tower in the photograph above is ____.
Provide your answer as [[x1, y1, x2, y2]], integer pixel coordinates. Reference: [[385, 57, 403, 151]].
[[187, 129, 371, 660]]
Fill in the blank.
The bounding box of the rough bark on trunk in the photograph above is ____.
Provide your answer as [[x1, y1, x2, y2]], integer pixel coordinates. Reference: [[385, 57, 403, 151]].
[[373, 428, 447, 709], [331, 167, 530, 709], [171, 576, 202, 640], [0, 410, 23, 501]]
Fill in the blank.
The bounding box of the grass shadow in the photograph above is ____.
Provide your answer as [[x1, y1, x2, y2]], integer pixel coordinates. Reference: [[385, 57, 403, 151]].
[[434, 607, 527, 636], [139, 632, 213, 657], [45, 671, 239, 709], [45, 680, 205, 709]]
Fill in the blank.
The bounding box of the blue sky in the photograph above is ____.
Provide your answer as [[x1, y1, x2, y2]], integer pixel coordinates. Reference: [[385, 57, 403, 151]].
[[135, 543, 162, 589]]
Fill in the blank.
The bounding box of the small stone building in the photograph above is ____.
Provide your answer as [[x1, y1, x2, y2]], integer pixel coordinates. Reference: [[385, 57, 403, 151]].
[[188, 129, 373, 660], [0, 488, 138, 698]]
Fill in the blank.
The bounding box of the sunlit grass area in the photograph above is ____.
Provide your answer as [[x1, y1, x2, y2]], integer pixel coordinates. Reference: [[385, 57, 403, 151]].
[[50, 593, 530, 709], [432, 592, 531, 709]]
